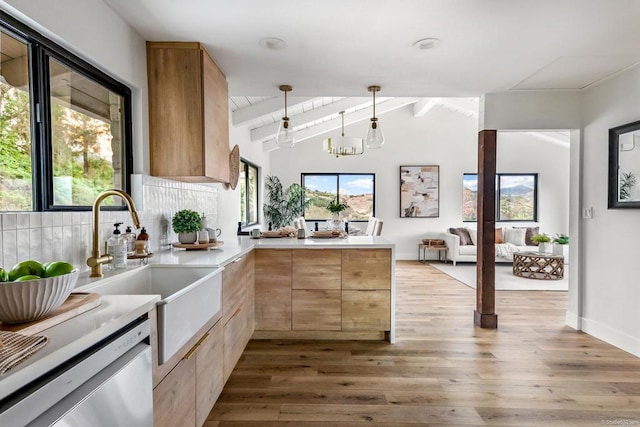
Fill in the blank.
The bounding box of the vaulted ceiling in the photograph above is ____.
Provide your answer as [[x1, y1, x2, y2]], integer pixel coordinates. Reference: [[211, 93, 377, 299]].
[[102, 0, 639, 146]]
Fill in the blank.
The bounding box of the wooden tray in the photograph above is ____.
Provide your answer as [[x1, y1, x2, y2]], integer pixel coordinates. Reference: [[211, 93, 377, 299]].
[[127, 252, 154, 260], [172, 241, 224, 250], [0, 293, 102, 335]]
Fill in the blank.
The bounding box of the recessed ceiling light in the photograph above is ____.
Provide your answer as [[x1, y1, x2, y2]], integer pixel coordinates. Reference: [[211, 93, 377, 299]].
[[412, 38, 442, 50], [259, 37, 287, 50]]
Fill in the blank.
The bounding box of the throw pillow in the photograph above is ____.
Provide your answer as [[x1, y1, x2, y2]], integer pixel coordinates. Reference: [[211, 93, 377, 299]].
[[504, 228, 526, 246], [495, 227, 504, 243], [515, 226, 540, 246], [448, 227, 473, 246], [468, 229, 477, 246]]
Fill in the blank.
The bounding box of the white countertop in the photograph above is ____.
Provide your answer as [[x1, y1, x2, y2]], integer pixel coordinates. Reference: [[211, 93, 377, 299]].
[[148, 235, 394, 267], [0, 294, 159, 401]]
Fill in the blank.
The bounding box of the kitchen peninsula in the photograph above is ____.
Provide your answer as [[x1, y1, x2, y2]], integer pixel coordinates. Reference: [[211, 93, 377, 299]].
[[153, 235, 396, 343]]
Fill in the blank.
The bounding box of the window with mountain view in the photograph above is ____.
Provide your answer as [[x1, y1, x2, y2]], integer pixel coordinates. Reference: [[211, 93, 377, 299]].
[[463, 173, 538, 222], [302, 173, 375, 221], [0, 14, 132, 211]]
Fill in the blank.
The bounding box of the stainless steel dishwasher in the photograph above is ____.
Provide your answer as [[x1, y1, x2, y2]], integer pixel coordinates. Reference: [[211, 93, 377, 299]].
[[0, 317, 153, 427]]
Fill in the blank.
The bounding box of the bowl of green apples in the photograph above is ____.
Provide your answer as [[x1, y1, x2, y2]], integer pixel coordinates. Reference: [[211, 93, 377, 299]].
[[0, 260, 78, 324]]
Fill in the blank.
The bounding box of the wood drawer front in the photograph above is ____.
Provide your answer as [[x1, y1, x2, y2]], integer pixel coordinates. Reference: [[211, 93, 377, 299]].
[[342, 249, 391, 290], [222, 255, 248, 324], [255, 250, 292, 331], [153, 355, 196, 427], [292, 249, 342, 290], [223, 303, 252, 382], [195, 322, 223, 427], [292, 290, 341, 331], [342, 290, 391, 331]]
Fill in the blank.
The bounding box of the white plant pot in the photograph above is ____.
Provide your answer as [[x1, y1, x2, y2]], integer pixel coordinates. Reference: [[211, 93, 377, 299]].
[[178, 232, 198, 244], [539, 242, 553, 254]]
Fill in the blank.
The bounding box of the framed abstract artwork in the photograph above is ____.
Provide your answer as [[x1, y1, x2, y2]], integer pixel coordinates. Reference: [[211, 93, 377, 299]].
[[400, 165, 439, 218]]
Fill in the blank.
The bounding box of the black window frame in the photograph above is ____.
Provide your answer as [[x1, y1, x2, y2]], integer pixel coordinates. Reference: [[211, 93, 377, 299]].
[[300, 172, 376, 222], [463, 173, 538, 222], [0, 10, 133, 212], [239, 158, 259, 228]]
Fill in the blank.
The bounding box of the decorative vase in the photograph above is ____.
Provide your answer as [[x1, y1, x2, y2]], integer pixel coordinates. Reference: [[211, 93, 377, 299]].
[[330, 214, 343, 230], [178, 232, 198, 244]]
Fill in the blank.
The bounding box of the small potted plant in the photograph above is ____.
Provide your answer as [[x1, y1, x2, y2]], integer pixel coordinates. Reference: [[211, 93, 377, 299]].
[[327, 198, 348, 230], [552, 233, 569, 259], [172, 209, 202, 243], [531, 233, 552, 254]]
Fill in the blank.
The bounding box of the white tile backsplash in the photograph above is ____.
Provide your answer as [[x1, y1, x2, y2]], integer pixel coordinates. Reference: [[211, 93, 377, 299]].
[[0, 174, 219, 272]]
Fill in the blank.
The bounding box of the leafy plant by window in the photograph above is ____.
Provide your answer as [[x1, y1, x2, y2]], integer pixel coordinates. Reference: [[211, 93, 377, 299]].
[[263, 175, 309, 229], [619, 171, 636, 200], [172, 209, 202, 233], [327, 198, 348, 214]]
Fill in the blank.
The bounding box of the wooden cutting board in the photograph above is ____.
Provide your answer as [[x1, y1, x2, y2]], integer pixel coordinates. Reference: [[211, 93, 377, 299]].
[[0, 293, 101, 335]]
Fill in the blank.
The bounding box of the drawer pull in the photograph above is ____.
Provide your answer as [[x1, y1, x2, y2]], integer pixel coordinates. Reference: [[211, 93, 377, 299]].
[[232, 256, 244, 263], [184, 332, 210, 360]]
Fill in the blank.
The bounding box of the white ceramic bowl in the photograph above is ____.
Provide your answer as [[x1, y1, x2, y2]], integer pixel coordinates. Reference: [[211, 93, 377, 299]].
[[0, 270, 78, 324]]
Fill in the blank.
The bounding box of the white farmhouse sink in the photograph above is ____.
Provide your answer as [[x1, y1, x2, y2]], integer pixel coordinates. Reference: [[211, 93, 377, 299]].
[[76, 264, 222, 364]]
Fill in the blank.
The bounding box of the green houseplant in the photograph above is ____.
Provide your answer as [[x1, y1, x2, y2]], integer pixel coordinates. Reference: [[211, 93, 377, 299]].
[[553, 233, 569, 245], [172, 209, 202, 243], [531, 233, 552, 254], [327, 198, 348, 216], [263, 175, 309, 230]]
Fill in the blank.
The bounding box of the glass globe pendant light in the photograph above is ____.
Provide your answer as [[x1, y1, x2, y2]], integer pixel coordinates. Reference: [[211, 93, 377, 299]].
[[275, 85, 296, 148], [365, 85, 385, 149]]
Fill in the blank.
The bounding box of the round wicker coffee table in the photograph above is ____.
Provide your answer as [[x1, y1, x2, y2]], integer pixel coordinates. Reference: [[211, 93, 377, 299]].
[[513, 252, 564, 280]]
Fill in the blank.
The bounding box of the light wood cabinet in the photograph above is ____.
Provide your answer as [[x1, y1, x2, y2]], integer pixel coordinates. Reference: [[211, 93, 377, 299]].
[[292, 249, 342, 290], [222, 252, 255, 382], [342, 290, 391, 330], [147, 41, 229, 183], [292, 289, 341, 330], [342, 249, 392, 290], [153, 321, 223, 427], [255, 249, 292, 330], [153, 352, 196, 427], [255, 248, 391, 338], [195, 322, 223, 427]]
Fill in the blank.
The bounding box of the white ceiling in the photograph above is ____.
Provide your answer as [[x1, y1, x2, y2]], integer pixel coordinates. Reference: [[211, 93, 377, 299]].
[[101, 0, 640, 146]]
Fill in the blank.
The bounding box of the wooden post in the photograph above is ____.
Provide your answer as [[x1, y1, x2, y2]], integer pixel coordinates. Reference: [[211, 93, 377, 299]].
[[474, 130, 498, 329]]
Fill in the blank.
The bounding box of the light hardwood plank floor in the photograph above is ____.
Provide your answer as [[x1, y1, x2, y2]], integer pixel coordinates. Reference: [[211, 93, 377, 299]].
[[206, 261, 640, 426]]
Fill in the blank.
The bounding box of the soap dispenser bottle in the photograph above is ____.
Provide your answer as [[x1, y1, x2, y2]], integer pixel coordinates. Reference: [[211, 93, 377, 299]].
[[106, 222, 127, 269], [123, 226, 137, 255]]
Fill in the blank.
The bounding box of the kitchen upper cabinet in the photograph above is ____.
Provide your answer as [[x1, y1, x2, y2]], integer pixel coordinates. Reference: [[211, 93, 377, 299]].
[[147, 41, 230, 183]]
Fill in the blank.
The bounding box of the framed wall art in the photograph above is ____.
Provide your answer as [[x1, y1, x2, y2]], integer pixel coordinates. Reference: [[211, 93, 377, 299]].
[[400, 165, 439, 218]]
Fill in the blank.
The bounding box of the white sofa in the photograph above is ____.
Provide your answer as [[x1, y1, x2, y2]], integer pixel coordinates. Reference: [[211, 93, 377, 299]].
[[440, 227, 539, 266]]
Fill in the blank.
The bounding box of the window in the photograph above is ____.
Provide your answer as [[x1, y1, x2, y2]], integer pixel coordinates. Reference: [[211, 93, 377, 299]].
[[239, 159, 258, 227], [301, 173, 375, 221], [463, 173, 538, 222], [0, 11, 132, 211]]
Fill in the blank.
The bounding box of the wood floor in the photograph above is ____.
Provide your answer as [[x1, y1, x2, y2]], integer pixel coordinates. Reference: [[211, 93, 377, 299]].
[[205, 261, 640, 426]]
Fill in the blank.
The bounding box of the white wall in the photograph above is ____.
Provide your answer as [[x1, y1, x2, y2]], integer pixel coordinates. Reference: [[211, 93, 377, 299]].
[[270, 104, 569, 259], [580, 65, 640, 356]]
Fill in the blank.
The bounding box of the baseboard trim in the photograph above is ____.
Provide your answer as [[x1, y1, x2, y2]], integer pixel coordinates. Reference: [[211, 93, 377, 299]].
[[565, 311, 580, 330], [580, 316, 640, 358]]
